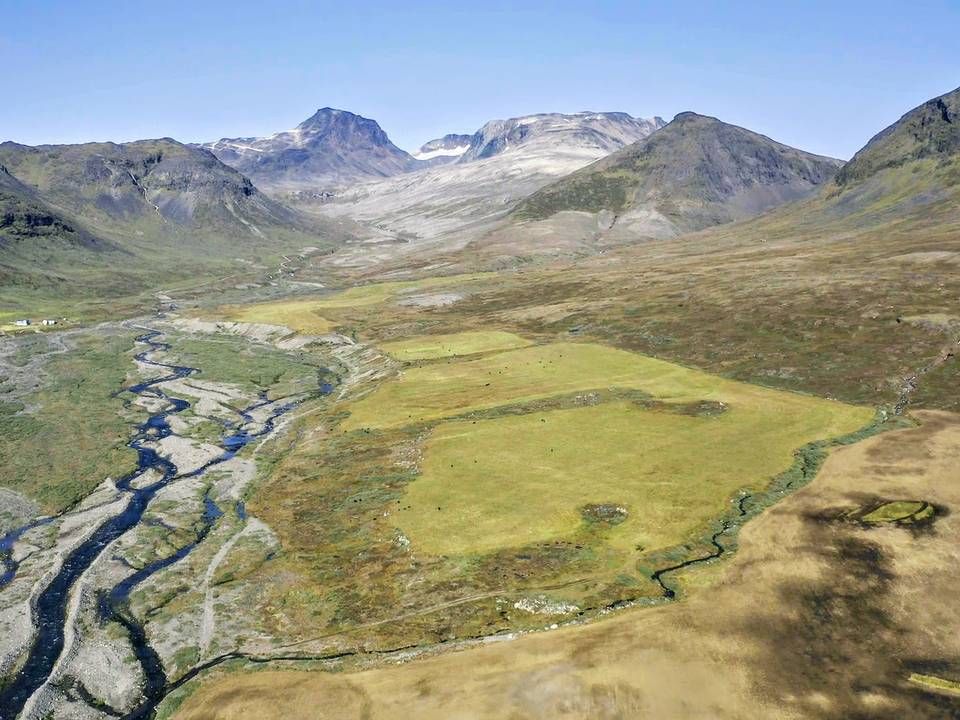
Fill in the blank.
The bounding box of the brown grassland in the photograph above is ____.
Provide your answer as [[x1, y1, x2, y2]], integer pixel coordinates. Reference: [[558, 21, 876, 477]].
[[174, 410, 960, 719]]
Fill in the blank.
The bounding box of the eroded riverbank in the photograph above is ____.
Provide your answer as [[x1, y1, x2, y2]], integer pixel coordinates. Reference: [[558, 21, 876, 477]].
[[0, 324, 329, 719]]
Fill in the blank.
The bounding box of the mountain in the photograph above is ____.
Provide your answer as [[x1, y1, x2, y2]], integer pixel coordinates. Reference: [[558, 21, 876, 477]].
[[835, 87, 960, 187], [0, 139, 346, 304], [412, 133, 473, 166], [202, 108, 416, 191], [743, 86, 960, 237], [0, 139, 307, 233], [312, 111, 665, 249], [511, 112, 841, 239], [0, 164, 104, 251], [459, 112, 665, 163], [0, 163, 124, 293]]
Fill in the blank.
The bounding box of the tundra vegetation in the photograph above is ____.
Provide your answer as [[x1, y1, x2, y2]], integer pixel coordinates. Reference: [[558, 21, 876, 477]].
[[156, 123, 960, 715], [2, 89, 960, 720]]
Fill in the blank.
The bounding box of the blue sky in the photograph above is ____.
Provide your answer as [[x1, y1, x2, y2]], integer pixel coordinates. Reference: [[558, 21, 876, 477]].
[[1, 1, 958, 159]]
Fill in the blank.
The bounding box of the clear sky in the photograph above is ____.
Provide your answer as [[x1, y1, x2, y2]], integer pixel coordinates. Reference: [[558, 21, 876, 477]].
[[2, 0, 958, 159]]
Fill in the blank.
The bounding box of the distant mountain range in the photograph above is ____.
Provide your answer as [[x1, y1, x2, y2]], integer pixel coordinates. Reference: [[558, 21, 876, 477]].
[[202, 109, 666, 195], [511, 112, 842, 238], [464, 87, 960, 266], [311, 111, 666, 242], [3, 87, 958, 303]]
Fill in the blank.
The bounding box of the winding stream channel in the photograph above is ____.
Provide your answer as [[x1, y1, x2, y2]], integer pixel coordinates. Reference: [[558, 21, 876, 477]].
[[0, 328, 305, 720]]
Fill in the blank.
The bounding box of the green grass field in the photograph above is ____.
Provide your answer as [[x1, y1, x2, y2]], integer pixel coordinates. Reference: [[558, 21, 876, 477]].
[[861, 500, 932, 523], [220, 273, 496, 334], [341, 341, 871, 556], [224, 273, 494, 333], [0, 330, 140, 514], [225, 299, 336, 334], [397, 400, 868, 556], [342, 342, 871, 431], [380, 330, 531, 360]]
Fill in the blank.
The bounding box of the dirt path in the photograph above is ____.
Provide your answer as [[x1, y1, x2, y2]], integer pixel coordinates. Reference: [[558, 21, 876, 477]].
[[198, 525, 247, 657]]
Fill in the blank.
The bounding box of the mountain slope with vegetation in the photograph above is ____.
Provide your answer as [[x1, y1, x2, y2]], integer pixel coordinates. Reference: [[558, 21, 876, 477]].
[[0, 139, 347, 314], [511, 112, 841, 238], [836, 86, 960, 186]]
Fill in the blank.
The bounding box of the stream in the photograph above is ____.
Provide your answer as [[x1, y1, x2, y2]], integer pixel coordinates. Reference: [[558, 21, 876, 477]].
[[0, 328, 307, 719]]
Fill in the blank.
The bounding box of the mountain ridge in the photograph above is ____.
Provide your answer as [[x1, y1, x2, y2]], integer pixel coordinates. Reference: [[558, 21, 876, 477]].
[[0, 138, 347, 303], [458, 111, 665, 164], [510, 111, 842, 238], [202, 108, 416, 191], [835, 86, 960, 187], [312, 110, 665, 249]]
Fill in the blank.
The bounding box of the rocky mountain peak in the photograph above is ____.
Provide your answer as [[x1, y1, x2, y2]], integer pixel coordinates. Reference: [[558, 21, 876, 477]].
[[202, 107, 415, 190], [458, 111, 665, 164]]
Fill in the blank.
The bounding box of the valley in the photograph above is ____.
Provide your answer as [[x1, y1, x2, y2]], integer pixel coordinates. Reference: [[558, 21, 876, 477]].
[[1, 72, 959, 720]]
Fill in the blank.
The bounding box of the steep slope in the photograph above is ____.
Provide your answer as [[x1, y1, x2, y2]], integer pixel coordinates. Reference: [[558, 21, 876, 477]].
[[202, 108, 416, 191], [511, 112, 841, 239], [0, 139, 347, 307], [0, 164, 104, 251], [803, 85, 960, 230], [836, 87, 960, 186], [0, 164, 128, 294], [312, 111, 665, 249], [722, 85, 960, 239], [0, 139, 311, 242]]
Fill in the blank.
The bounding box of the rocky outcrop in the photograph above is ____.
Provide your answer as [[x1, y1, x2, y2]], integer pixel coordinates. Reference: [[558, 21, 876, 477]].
[[412, 134, 473, 166]]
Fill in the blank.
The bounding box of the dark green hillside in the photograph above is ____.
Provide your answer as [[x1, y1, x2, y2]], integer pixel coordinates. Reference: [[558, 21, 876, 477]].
[[836, 86, 960, 186], [0, 139, 350, 314], [512, 112, 841, 235]]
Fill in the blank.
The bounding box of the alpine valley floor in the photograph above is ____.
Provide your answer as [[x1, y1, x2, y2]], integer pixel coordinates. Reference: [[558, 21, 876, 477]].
[[3, 88, 960, 720]]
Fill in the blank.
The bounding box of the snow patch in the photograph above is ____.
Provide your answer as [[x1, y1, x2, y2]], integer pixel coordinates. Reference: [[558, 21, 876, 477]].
[[413, 144, 470, 161]]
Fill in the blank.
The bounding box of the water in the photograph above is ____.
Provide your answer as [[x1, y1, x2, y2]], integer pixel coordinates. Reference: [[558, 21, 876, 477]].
[[0, 328, 308, 720]]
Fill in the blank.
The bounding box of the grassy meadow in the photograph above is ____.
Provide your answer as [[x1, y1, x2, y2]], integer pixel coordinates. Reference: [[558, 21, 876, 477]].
[[0, 329, 140, 516], [174, 180, 958, 712], [221, 272, 496, 336], [380, 330, 531, 360], [339, 337, 869, 557], [224, 299, 336, 334]]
